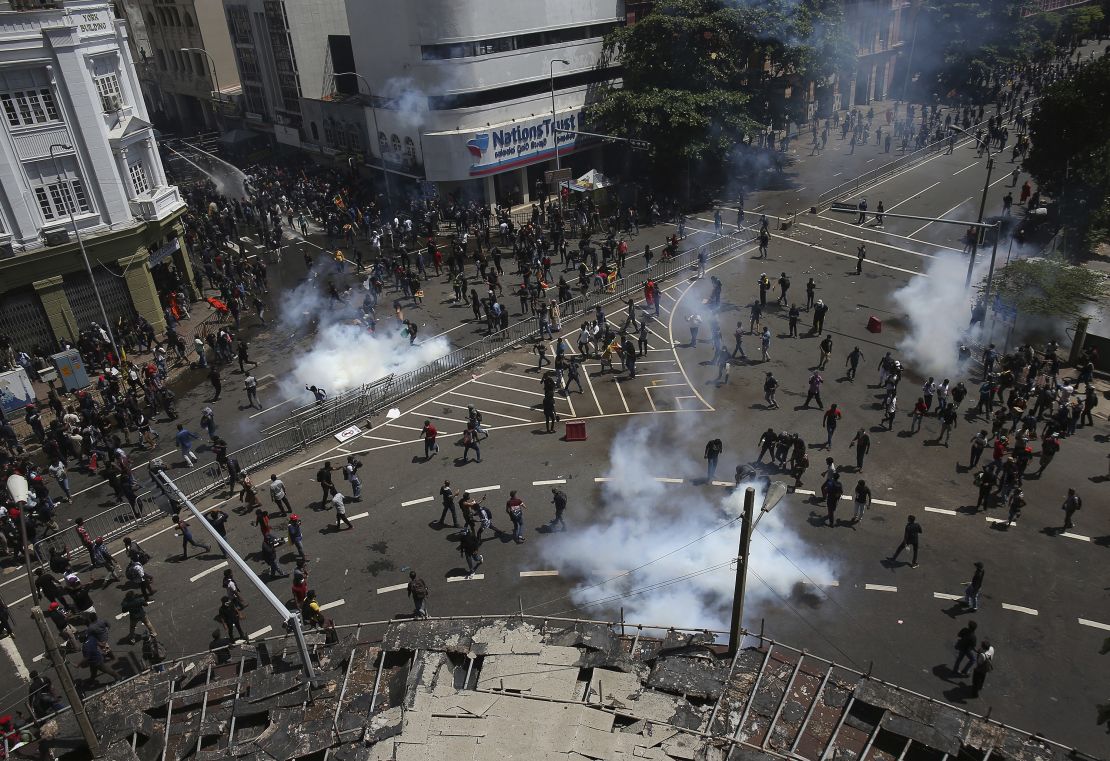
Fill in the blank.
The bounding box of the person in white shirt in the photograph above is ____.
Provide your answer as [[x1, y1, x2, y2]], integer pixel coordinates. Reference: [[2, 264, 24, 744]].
[[331, 487, 352, 530], [268, 474, 292, 514]]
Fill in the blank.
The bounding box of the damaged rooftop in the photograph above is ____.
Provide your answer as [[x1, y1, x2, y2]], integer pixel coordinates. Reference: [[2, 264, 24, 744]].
[[30, 616, 1100, 761]]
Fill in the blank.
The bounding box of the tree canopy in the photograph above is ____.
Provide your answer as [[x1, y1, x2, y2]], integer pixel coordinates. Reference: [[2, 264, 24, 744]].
[[1024, 54, 1110, 253], [987, 256, 1106, 319], [586, 0, 850, 196]]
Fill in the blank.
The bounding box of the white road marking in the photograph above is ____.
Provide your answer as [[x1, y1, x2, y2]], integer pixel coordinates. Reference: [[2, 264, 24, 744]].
[[1078, 618, 1110, 632], [801, 240, 923, 276], [654, 477, 683, 484], [886, 181, 942, 212], [519, 570, 559, 577], [446, 574, 485, 582], [190, 561, 229, 583], [1060, 532, 1091, 542], [924, 506, 958, 515], [797, 222, 939, 261], [711, 481, 733, 487], [613, 377, 630, 412], [934, 592, 963, 601], [647, 383, 691, 388], [533, 479, 566, 485], [115, 610, 128, 620], [636, 371, 683, 377], [865, 584, 898, 592], [871, 498, 897, 507], [444, 391, 540, 412], [583, 360, 604, 415], [376, 583, 408, 594], [644, 387, 658, 412], [1001, 603, 1038, 616], [0, 637, 29, 681], [248, 625, 273, 639], [909, 196, 973, 237], [472, 379, 553, 399], [794, 488, 816, 495], [953, 161, 979, 175], [985, 516, 1013, 525], [804, 217, 964, 254], [319, 598, 345, 612], [348, 512, 370, 521], [248, 397, 296, 418], [401, 496, 434, 507], [989, 173, 1012, 187], [32, 653, 44, 663], [594, 477, 611, 483]]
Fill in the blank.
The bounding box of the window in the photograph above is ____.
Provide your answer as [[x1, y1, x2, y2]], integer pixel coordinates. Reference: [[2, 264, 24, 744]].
[[427, 65, 619, 110], [128, 159, 150, 194], [34, 178, 90, 221], [403, 137, 416, 163], [0, 88, 59, 127], [95, 73, 123, 112], [421, 21, 620, 61]]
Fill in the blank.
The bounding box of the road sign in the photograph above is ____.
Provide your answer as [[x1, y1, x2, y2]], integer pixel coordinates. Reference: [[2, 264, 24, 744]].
[[545, 168, 572, 185], [628, 139, 651, 150]]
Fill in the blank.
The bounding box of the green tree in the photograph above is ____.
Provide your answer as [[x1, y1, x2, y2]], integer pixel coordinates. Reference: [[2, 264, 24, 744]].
[[1024, 55, 1110, 253], [987, 257, 1106, 320], [587, 0, 850, 197]]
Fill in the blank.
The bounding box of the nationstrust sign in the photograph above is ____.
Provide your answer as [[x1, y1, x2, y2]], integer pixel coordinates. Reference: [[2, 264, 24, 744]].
[[464, 111, 582, 177]]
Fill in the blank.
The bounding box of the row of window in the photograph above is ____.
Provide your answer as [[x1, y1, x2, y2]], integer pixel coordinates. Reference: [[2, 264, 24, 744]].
[[34, 179, 90, 221], [420, 21, 620, 61], [427, 65, 618, 111], [145, 6, 194, 29], [1, 73, 121, 129]]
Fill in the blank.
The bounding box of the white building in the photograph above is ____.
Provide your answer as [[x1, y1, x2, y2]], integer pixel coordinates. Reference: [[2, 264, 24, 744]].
[[0, 0, 189, 352], [346, 0, 623, 204]]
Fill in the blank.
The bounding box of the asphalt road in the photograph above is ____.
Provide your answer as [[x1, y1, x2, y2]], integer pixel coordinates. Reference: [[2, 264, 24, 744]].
[[1, 94, 1108, 753]]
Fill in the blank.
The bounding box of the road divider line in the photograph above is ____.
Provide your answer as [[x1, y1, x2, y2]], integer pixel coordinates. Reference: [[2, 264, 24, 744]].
[[520, 570, 559, 577], [401, 496, 434, 507], [794, 488, 815, 496], [654, 477, 683, 484], [985, 517, 1012, 525], [465, 485, 500, 494], [32, 653, 44, 663], [446, 574, 485, 583], [248, 625, 273, 639], [886, 181, 941, 211], [594, 477, 611, 483], [533, 479, 566, 486], [934, 592, 962, 601], [377, 583, 408, 595], [348, 512, 370, 521], [1078, 618, 1110, 632], [0, 637, 29, 681], [924, 506, 957, 515], [1060, 532, 1091, 542], [711, 481, 733, 487], [1001, 603, 1038, 616], [115, 611, 128, 620], [865, 584, 897, 592], [871, 499, 897, 507], [190, 561, 229, 583], [319, 599, 345, 612]]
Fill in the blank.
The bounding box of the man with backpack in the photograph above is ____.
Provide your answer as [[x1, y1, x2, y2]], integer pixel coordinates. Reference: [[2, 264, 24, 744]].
[[125, 554, 155, 600], [316, 462, 334, 508], [121, 591, 155, 643], [407, 572, 429, 618]]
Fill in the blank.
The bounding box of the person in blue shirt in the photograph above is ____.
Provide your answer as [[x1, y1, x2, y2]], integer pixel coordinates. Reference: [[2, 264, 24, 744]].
[[175, 424, 199, 467]]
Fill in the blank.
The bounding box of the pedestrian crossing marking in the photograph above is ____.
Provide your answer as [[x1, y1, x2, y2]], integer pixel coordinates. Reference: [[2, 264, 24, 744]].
[[519, 570, 559, 577], [1001, 603, 1038, 616], [1060, 532, 1091, 542], [190, 561, 229, 583], [924, 506, 957, 515], [377, 583, 407, 594], [319, 599, 345, 611], [865, 584, 897, 592], [349, 512, 370, 521], [401, 497, 433, 507], [1078, 618, 1110, 632], [933, 592, 962, 601], [533, 479, 566, 485], [446, 574, 485, 583], [465, 485, 500, 494]]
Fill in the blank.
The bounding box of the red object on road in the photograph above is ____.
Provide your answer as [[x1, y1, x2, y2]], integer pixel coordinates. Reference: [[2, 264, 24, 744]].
[[206, 297, 229, 313], [867, 316, 882, 333], [564, 419, 587, 442]]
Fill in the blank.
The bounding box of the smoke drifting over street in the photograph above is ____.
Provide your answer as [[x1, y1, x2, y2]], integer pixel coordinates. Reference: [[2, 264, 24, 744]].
[[891, 252, 985, 381], [537, 421, 838, 640], [275, 262, 450, 398]]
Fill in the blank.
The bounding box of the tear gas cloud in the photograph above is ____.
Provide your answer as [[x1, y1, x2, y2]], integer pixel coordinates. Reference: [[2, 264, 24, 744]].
[[891, 251, 985, 381], [275, 263, 450, 398], [536, 421, 838, 639]]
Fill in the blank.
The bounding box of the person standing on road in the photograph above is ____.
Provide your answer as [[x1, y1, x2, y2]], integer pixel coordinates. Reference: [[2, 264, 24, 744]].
[[822, 404, 841, 448], [332, 487, 353, 531], [81, 625, 119, 684], [845, 347, 864, 381], [461, 426, 482, 463], [804, 372, 824, 409], [208, 368, 222, 401], [969, 431, 988, 468], [818, 335, 833, 370], [763, 372, 779, 408], [824, 474, 843, 527], [217, 596, 247, 642], [953, 621, 978, 676], [121, 590, 156, 643], [856, 244, 866, 274], [506, 491, 526, 543], [704, 438, 723, 481], [439, 480, 460, 528], [459, 530, 483, 578], [549, 488, 568, 531], [421, 420, 439, 460], [962, 562, 985, 611], [175, 424, 199, 467], [760, 327, 772, 361], [269, 474, 292, 514], [343, 455, 363, 501], [777, 273, 790, 305], [889, 515, 922, 567], [178, 516, 210, 558], [287, 514, 307, 560], [244, 373, 260, 409], [805, 278, 816, 310], [939, 405, 959, 446], [1060, 488, 1082, 531], [852, 479, 871, 522], [407, 571, 430, 619], [316, 462, 335, 507], [849, 428, 870, 470], [970, 640, 995, 697]]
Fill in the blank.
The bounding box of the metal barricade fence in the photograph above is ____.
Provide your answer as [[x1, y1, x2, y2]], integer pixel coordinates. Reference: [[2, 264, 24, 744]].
[[33, 495, 162, 562]]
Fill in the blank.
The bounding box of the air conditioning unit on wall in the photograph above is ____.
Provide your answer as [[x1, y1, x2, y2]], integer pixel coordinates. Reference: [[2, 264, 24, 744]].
[[45, 229, 70, 246]]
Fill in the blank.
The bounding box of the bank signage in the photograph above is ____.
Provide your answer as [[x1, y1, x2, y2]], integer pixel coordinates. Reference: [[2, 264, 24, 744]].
[[464, 111, 583, 177]]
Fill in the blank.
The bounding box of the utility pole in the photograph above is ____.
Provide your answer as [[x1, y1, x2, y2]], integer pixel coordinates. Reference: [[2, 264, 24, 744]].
[[727, 488, 756, 656], [966, 154, 994, 286]]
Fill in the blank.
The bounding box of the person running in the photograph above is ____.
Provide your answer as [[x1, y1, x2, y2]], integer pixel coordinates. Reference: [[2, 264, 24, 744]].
[[421, 420, 440, 460], [889, 515, 922, 567], [177, 516, 210, 558], [332, 487, 353, 530], [217, 596, 247, 642], [407, 571, 430, 619], [287, 514, 307, 560], [439, 480, 459, 528], [548, 488, 568, 531], [763, 372, 779, 409], [506, 491, 526, 543], [852, 479, 871, 522], [962, 562, 985, 611]]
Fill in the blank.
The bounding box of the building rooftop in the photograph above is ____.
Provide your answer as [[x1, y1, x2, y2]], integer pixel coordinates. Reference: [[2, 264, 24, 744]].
[[34, 616, 1098, 761]]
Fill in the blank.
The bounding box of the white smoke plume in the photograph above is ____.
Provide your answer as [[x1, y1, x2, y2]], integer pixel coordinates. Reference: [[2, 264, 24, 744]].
[[891, 252, 984, 381], [275, 261, 450, 399], [536, 421, 838, 640]]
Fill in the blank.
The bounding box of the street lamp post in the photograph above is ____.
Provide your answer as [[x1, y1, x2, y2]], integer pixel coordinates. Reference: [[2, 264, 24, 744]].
[[181, 47, 222, 126], [549, 59, 570, 209], [332, 71, 393, 207], [49, 144, 122, 365], [6, 474, 102, 756], [727, 481, 788, 657], [947, 126, 996, 288]]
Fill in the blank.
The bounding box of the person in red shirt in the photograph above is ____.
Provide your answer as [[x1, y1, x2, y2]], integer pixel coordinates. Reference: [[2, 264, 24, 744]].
[[821, 404, 842, 448], [909, 398, 928, 434], [422, 420, 439, 460]]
